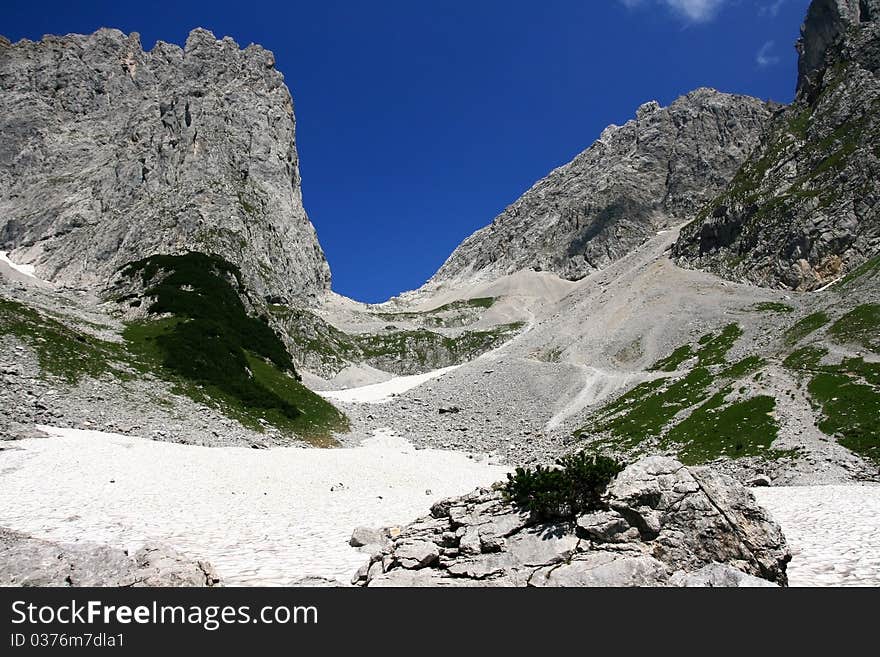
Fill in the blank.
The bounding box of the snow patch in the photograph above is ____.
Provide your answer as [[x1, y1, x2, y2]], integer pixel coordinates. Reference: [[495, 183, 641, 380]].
[[317, 365, 460, 404], [0, 251, 39, 279], [0, 426, 509, 586]]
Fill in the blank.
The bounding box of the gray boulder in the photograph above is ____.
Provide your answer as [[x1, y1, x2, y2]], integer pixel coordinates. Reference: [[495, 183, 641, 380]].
[[0, 527, 219, 586], [352, 457, 790, 587], [530, 553, 669, 587], [671, 563, 780, 588], [349, 526, 387, 548], [605, 456, 790, 584]]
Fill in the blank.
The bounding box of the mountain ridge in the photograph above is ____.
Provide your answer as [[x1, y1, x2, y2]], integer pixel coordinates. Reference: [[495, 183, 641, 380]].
[[421, 87, 774, 291], [0, 27, 330, 304]]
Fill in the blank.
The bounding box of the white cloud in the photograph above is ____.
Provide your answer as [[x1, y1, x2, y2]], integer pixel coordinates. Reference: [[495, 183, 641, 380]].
[[756, 40, 781, 67], [758, 0, 787, 18], [662, 0, 728, 22], [618, 0, 728, 23]]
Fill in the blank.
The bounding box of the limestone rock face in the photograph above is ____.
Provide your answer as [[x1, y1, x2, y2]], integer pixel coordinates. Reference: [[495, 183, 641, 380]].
[[674, 0, 880, 289], [0, 28, 330, 303], [0, 527, 219, 586], [797, 0, 880, 95], [352, 457, 790, 587], [426, 89, 772, 288]]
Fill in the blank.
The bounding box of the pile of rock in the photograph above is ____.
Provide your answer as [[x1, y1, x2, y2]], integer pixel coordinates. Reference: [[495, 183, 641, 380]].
[[0, 528, 219, 587], [351, 456, 790, 587]]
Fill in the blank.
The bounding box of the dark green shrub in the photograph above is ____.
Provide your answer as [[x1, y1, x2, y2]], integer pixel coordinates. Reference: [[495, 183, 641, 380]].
[[503, 452, 624, 521]]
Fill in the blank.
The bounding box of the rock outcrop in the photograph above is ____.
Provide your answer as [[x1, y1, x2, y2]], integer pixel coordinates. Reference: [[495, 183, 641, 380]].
[[352, 457, 791, 587], [674, 0, 880, 289], [0, 28, 330, 303], [0, 527, 219, 586], [426, 89, 772, 288]]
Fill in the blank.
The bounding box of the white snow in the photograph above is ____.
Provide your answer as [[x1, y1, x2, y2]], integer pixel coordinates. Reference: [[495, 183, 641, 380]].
[[754, 485, 880, 587], [0, 251, 38, 278], [317, 365, 460, 404], [0, 426, 509, 586], [814, 276, 844, 292]]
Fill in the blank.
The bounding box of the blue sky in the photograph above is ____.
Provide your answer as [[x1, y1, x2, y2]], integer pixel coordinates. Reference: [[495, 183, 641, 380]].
[[3, 0, 810, 302]]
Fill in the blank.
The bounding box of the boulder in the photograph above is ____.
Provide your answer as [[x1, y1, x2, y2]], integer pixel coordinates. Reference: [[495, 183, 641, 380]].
[[530, 553, 669, 587], [352, 457, 790, 587], [395, 540, 440, 569], [349, 526, 386, 548], [671, 563, 780, 588], [605, 456, 790, 584], [0, 528, 218, 586]]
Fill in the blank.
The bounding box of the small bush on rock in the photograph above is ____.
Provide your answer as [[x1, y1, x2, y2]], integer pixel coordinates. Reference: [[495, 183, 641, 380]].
[[503, 452, 624, 521]]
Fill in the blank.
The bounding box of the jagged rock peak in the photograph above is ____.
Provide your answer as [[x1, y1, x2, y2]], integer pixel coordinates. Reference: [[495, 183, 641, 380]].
[[426, 88, 772, 288], [797, 0, 880, 94], [674, 0, 879, 290], [0, 27, 330, 303]]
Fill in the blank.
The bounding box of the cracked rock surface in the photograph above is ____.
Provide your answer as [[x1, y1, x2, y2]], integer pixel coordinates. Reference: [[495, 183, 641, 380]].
[[0, 28, 330, 304], [352, 456, 790, 587], [0, 527, 219, 587]]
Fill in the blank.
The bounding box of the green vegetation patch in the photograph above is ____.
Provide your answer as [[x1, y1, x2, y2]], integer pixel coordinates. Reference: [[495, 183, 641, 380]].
[[809, 373, 880, 465], [662, 391, 780, 465], [503, 452, 624, 522], [696, 323, 743, 366], [649, 345, 694, 372], [246, 354, 348, 446], [784, 311, 830, 346], [782, 342, 880, 464], [0, 297, 125, 383], [828, 304, 880, 352], [721, 355, 766, 380], [590, 368, 715, 449], [119, 252, 348, 443], [752, 302, 795, 313], [783, 345, 829, 371], [838, 254, 880, 288], [578, 322, 791, 465]]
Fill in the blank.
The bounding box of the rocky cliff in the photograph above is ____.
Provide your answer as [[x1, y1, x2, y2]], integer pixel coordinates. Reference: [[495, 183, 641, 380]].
[[427, 89, 773, 288], [0, 28, 330, 303], [674, 0, 880, 290]]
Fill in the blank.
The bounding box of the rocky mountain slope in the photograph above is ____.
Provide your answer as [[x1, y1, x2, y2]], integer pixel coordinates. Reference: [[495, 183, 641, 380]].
[[316, 0, 879, 486], [425, 89, 773, 288], [674, 0, 880, 290], [0, 28, 329, 304], [2, 0, 878, 482]]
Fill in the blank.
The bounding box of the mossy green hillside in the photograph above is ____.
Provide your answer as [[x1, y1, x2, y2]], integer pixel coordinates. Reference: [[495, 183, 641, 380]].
[[0, 297, 126, 383], [828, 304, 880, 353], [809, 373, 880, 465], [784, 311, 830, 346], [372, 297, 496, 328], [752, 302, 795, 313], [661, 391, 779, 466], [782, 344, 880, 465], [580, 323, 785, 465], [118, 252, 348, 443]]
